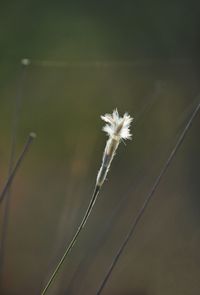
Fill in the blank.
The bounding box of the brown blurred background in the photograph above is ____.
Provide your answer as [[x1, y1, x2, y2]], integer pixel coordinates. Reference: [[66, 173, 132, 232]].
[[0, 1, 200, 295]]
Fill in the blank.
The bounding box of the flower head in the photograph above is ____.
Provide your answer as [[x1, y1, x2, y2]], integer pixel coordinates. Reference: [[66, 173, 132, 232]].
[[101, 109, 133, 141], [96, 109, 133, 187]]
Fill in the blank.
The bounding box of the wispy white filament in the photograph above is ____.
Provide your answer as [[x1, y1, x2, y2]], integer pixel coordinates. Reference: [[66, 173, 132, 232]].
[[96, 109, 133, 187]]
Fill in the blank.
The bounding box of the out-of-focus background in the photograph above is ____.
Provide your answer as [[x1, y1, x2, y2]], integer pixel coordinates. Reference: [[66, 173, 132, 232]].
[[0, 2, 200, 295]]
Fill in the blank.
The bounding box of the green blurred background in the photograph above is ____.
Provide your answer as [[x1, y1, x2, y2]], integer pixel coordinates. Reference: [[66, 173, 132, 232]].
[[0, 1, 200, 294]]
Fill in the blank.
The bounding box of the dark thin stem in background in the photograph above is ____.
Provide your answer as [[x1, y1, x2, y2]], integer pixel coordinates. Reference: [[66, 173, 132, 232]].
[[9, 62, 29, 171], [0, 133, 36, 204], [96, 100, 200, 295], [41, 185, 100, 295], [0, 61, 29, 281], [65, 84, 197, 294], [65, 95, 199, 294]]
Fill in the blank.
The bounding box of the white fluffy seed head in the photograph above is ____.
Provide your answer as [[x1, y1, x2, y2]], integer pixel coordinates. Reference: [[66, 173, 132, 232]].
[[96, 109, 133, 187], [101, 109, 133, 141]]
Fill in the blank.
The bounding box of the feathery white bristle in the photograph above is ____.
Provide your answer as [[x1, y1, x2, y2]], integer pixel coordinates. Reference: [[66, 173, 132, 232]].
[[101, 109, 133, 140]]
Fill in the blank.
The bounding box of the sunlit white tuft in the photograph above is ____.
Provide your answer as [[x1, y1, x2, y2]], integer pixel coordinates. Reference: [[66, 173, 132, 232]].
[[101, 109, 133, 141], [96, 109, 133, 187]]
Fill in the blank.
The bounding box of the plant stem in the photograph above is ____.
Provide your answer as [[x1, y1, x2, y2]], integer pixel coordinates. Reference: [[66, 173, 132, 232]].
[[41, 185, 100, 295], [0, 133, 36, 204], [96, 100, 200, 295], [0, 61, 29, 281]]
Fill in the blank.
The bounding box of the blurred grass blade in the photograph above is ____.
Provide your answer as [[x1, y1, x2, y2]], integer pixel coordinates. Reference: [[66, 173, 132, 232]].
[[0, 60, 30, 279], [0, 133, 36, 204]]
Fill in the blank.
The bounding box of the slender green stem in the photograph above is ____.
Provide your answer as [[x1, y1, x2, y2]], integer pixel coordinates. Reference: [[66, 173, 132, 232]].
[[41, 185, 100, 295], [0, 133, 36, 204], [96, 100, 200, 295]]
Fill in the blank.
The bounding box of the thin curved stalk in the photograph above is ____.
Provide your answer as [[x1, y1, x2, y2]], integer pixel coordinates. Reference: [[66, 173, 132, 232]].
[[42, 109, 133, 294], [41, 185, 100, 295]]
